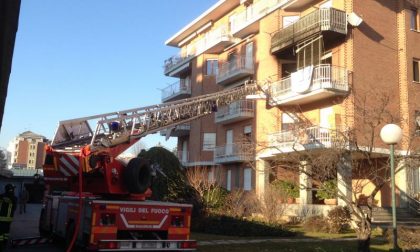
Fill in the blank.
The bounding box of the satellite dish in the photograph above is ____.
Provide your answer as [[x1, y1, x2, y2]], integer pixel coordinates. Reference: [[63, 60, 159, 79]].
[[348, 12, 363, 27]]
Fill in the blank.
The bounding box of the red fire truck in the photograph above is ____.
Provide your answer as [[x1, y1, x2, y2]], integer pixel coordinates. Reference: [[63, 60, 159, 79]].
[[36, 83, 258, 251]]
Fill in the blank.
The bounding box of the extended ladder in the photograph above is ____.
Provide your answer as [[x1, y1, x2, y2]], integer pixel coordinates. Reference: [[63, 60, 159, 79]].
[[51, 83, 259, 151]]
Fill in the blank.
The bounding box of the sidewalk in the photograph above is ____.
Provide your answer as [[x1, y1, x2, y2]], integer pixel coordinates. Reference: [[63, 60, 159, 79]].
[[9, 203, 43, 239]]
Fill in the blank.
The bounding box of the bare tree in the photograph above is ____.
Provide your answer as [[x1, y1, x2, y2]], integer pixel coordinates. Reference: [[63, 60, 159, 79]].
[[0, 149, 7, 169], [186, 166, 225, 213], [255, 87, 420, 252]]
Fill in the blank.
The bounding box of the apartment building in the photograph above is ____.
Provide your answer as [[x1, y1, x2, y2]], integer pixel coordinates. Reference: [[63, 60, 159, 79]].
[[162, 0, 420, 207], [8, 131, 48, 169]]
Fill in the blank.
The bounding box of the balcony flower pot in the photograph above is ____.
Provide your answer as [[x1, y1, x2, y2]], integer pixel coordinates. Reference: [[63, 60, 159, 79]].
[[323, 198, 337, 205], [316, 180, 338, 205], [272, 180, 299, 204]]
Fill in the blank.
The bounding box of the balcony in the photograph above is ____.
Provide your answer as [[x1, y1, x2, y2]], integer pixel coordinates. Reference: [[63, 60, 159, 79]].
[[215, 100, 255, 125], [160, 124, 191, 138], [268, 64, 349, 106], [216, 55, 254, 86], [196, 25, 236, 55], [161, 79, 191, 103], [164, 53, 194, 77], [269, 126, 346, 153], [214, 143, 254, 164], [231, 0, 290, 38], [271, 8, 347, 54]]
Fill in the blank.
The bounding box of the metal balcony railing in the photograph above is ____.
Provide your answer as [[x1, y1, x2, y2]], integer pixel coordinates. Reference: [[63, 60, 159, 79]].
[[231, 0, 290, 37], [214, 142, 254, 164], [268, 64, 349, 105], [215, 100, 255, 124], [271, 8, 347, 53], [163, 52, 195, 76], [269, 126, 347, 151], [216, 55, 254, 85], [195, 25, 235, 55], [161, 79, 191, 102]]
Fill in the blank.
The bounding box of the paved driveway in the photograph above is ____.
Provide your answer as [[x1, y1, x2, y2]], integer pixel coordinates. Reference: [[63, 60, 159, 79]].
[[5, 204, 61, 251]]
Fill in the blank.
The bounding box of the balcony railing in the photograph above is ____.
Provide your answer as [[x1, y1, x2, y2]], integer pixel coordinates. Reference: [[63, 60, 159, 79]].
[[271, 8, 347, 53], [161, 79, 191, 102], [214, 142, 254, 164], [215, 100, 255, 124], [160, 124, 191, 138], [268, 64, 349, 106], [163, 53, 195, 77], [269, 126, 347, 152], [231, 0, 290, 38], [195, 25, 236, 55], [216, 55, 254, 85]]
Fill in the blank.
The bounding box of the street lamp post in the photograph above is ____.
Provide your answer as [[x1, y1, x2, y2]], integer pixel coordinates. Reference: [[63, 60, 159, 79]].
[[380, 124, 403, 251]]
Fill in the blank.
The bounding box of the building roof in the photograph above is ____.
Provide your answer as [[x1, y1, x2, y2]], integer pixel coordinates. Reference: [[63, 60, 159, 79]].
[[0, 0, 21, 131], [165, 0, 239, 47], [11, 168, 42, 177], [18, 130, 46, 139]]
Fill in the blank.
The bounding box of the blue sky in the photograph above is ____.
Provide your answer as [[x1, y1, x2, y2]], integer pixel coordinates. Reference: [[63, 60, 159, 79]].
[[0, 0, 216, 149]]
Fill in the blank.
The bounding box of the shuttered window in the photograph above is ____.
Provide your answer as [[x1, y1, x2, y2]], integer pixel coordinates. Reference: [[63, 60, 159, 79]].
[[203, 133, 216, 151]]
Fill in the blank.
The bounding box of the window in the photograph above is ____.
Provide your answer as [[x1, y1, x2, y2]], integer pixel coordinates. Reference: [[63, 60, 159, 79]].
[[282, 113, 297, 131], [244, 125, 252, 136], [206, 59, 218, 75], [208, 169, 215, 183], [415, 111, 420, 136], [414, 59, 420, 82], [244, 168, 252, 191], [226, 170, 232, 191], [203, 133, 216, 151], [411, 8, 419, 31], [297, 37, 323, 69], [245, 42, 254, 69]]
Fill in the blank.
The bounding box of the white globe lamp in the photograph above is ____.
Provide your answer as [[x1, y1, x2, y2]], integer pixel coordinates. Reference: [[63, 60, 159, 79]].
[[380, 124, 402, 145]]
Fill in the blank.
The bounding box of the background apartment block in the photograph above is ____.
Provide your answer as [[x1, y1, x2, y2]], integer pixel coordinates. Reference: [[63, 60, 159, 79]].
[[162, 0, 420, 207], [8, 131, 48, 169]]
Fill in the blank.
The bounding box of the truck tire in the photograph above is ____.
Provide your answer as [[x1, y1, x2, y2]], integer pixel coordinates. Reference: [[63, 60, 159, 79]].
[[124, 158, 151, 194]]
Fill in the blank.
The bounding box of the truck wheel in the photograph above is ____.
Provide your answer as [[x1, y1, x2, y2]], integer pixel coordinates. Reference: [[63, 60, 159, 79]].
[[124, 158, 151, 194]]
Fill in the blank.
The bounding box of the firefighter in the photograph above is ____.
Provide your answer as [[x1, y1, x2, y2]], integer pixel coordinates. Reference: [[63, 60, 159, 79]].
[[0, 184, 17, 248]]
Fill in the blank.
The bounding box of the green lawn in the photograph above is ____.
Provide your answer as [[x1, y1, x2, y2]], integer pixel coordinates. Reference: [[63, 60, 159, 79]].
[[196, 240, 391, 252], [192, 226, 392, 252]]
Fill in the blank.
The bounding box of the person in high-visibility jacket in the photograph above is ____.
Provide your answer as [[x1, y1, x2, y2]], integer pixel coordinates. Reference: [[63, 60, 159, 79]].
[[0, 184, 17, 248]]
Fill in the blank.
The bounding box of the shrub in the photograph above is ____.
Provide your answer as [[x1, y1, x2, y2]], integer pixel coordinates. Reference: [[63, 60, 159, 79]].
[[272, 180, 299, 199], [191, 214, 296, 237], [385, 226, 420, 250], [316, 180, 338, 200], [303, 215, 329, 233], [327, 206, 351, 233], [259, 184, 289, 223], [137, 147, 197, 203], [224, 189, 259, 218], [202, 185, 228, 211]]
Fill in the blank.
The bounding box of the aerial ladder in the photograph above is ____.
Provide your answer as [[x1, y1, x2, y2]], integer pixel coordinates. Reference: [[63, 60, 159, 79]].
[[44, 82, 260, 195], [30, 82, 261, 251]]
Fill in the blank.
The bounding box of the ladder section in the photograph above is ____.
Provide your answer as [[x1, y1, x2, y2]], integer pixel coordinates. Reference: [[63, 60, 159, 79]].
[[51, 83, 259, 150]]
